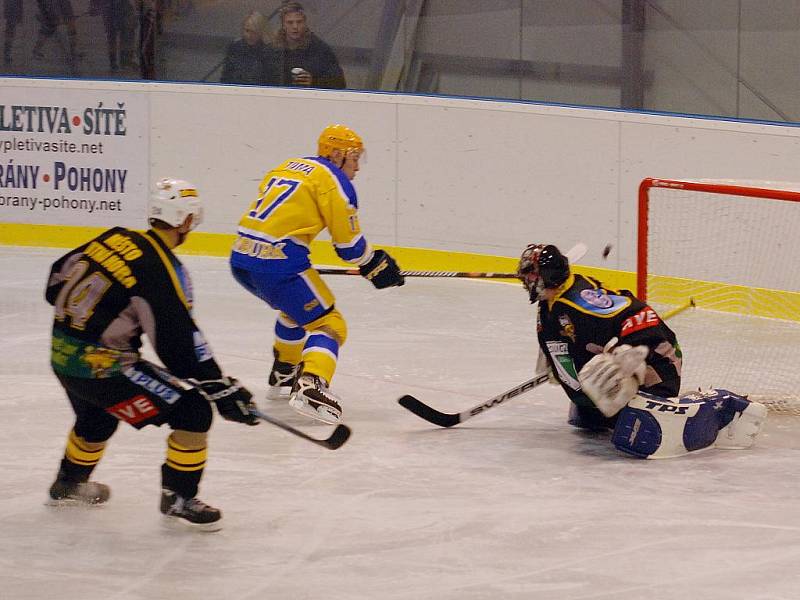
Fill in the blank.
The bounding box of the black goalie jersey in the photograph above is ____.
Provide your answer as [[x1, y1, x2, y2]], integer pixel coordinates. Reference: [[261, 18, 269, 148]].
[[45, 227, 222, 381], [537, 273, 682, 408]]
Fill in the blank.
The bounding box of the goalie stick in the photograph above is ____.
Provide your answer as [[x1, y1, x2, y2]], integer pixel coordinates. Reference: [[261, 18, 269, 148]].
[[398, 372, 552, 427], [315, 242, 589, 280], [398, 292, 690, 428], [396, 242, 613, 427], [249, 407, 351, 450]]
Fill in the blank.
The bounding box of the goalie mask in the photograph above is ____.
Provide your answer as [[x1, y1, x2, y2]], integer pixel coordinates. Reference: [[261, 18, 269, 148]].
[[147, 178, 203, 230], [517, 243, 570, 301]]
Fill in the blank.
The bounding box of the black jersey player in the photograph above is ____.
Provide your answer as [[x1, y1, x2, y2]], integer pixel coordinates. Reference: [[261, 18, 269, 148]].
[[46, 177, 257, 531], [519, 243, 682, 431]]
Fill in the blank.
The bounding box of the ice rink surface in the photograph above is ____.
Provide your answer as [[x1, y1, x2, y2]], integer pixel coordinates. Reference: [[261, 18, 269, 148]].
[[1, 246, 799, 600]]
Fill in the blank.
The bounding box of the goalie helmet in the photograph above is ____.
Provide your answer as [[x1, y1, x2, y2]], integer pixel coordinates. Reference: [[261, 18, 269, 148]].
[[517, 243, 570, 301], [317, 124, 364, 159], [147, 178, 203, 230]]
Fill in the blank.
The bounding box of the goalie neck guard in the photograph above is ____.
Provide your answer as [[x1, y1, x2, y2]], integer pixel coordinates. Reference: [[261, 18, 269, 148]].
[[517, 243, 570, 300]]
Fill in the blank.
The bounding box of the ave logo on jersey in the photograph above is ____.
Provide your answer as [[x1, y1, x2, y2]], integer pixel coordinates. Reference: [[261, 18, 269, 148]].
[[107, 395, 159, 424], [621, 307, 660, 336]]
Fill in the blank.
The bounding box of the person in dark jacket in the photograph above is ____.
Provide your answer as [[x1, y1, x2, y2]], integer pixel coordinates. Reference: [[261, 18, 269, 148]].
[[32, 0, 81, 61], [270, 1, 345, 89], [3, 0, 23, 65], [220, 10, 277, 85], [92, 0, 136, 71]]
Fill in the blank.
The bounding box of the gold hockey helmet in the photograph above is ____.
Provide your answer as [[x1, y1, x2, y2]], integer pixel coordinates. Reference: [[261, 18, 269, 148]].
[[317, 124, 364, 159]]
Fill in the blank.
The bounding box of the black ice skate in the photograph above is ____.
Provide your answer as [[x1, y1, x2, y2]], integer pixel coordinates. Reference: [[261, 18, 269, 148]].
[[266, 353, 299, 401], [289, 374, 343, 424], [160, 489, 222, 532], [47, 479, 110, 506]]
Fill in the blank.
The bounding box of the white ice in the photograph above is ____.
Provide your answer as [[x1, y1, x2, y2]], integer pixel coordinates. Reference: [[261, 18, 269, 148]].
[[1, 246, 799, 600]]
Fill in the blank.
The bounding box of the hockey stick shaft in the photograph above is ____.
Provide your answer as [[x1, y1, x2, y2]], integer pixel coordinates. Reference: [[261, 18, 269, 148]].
[[316, 268, 518, 279], [661, 297, 696, 320], [186, 377, 351, 449], [397, 242, 588, 426], [249, 407, 351, 450], [316, 242, 589, 280]]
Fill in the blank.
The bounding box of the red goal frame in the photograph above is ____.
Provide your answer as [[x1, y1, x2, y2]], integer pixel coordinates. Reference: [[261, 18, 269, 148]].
[[636, 177, 800, 300]]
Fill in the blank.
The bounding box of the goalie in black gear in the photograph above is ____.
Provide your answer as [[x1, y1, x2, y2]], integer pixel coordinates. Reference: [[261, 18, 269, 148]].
[[45, 178, 258, 531], [517, 243, 766, 458], [518, 243, 682, 430]]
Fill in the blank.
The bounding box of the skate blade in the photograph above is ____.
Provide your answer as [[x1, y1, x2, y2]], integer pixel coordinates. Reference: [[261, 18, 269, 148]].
[[161, 515, 223, 533], [288, 397, 341, 425], [265, 386, 292, 402], [44, 497, 107, 508]]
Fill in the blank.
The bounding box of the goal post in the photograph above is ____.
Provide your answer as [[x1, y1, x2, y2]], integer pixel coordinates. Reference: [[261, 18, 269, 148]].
[[637, 177, 800, 414]]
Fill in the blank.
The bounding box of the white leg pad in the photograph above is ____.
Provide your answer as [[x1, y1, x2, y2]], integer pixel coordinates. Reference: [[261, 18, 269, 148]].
[[612, 393, 717, 459]]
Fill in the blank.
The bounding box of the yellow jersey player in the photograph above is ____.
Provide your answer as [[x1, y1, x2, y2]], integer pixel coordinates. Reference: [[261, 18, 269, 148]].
[[46, 178, 258, 531], [230, 124, 404, 424]]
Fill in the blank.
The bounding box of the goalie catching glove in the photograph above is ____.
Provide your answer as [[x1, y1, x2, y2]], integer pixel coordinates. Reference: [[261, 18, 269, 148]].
[[193, 377, 259, 425], [578, 338, 648, 417], [359, 250, 405, 289]]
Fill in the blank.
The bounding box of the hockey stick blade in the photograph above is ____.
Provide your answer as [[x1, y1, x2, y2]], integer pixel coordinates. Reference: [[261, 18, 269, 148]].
[[398, 372, 552, 428], [565, 242, 588, 264], [249, 408, 351, 450], [398, 395, 461, 427]]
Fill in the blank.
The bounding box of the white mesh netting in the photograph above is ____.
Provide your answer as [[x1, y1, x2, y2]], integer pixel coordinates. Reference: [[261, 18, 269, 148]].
[[641, 179, 800, 415]]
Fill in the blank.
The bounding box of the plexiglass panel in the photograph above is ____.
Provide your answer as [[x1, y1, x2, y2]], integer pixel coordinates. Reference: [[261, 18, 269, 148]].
[[1, 0, 798, 122]]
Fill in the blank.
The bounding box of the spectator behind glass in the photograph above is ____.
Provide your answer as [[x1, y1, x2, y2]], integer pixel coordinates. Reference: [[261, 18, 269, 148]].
[[3, 0, 23, 66], [271, 1, 345, 89], [220, 10, 277, 85], [32, 0, 82, 62], [92, 0, 136, 72]]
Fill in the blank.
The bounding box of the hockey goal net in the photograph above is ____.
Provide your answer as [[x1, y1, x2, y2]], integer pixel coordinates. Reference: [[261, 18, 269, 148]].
[[638, 177, 800, 415]]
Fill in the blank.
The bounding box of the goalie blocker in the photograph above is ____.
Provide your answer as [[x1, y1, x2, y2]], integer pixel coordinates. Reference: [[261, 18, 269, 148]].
[[578, 343, 767, 459]]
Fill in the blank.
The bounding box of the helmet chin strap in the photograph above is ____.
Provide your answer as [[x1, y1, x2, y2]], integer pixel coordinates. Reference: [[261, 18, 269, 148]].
[[173, 215, 195, 247]]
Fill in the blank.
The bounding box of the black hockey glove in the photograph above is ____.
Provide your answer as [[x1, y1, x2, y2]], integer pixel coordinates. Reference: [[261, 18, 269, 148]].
[[195, 377, 259, 426], [359, 250, 405, 289]]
